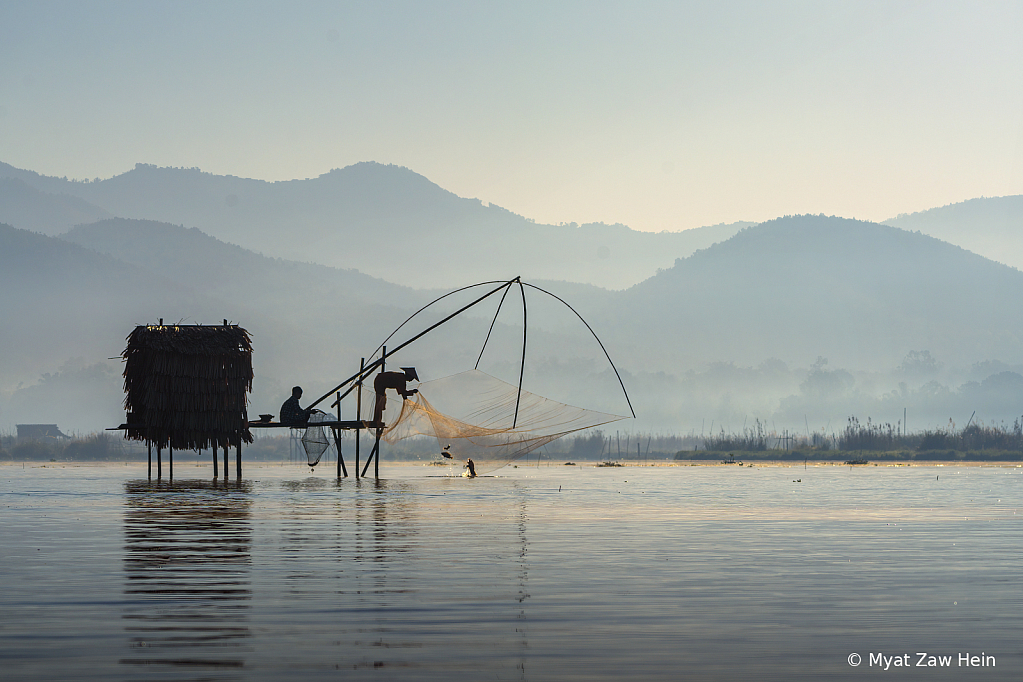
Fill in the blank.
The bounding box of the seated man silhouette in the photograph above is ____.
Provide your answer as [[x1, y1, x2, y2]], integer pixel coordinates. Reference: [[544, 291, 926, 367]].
[[280, 386, 312, 426], [371, 367, 419, 426]]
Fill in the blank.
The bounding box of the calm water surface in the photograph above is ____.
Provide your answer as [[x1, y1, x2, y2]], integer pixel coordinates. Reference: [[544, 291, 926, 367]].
[[2, 461, 1022, 681]]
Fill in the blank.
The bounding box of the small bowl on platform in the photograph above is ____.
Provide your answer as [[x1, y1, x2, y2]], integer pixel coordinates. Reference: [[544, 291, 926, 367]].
[[258, 414, 274, 423]]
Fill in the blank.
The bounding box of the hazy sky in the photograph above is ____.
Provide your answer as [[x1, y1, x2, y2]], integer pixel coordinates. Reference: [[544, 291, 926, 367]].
[[2, 1, 1022, 232]]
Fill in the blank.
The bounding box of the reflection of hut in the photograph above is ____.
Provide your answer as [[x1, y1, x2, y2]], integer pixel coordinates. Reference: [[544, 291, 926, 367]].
[[121, 322, 253, 478]]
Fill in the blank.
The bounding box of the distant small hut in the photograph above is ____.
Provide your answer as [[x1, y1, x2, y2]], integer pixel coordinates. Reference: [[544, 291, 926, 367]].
[[122, 322, 253, 451], [16, 424, 71, 441]]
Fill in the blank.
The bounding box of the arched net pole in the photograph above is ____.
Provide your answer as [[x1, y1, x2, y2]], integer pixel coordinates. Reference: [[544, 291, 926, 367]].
[[475, 281, 515, 370], [513, 279, 527, 428], [522, 282, 636, 419], [308, 278, 519, 410], [372, 278, 518, 363]]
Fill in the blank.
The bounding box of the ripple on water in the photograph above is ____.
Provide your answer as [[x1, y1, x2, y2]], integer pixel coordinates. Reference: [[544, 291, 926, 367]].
[[0, 462, 1021, 680]]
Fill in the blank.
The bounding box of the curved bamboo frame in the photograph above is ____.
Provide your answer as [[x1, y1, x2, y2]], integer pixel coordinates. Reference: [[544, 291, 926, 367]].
[[308, 277, 635, 422]]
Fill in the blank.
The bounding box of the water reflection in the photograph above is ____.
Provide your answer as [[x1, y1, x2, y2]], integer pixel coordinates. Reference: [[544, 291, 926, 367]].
[[515, 487, 529, 680], [120, 479, 252, 680]]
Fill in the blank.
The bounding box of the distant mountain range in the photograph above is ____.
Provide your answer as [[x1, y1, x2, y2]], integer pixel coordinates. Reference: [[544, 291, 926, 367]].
[[0, 161, 751, 290], [5, 211, 1023, 433], [608, 215, 1023, 370], [885, 196, 1023, 272], [4, 158, 1023, 434]]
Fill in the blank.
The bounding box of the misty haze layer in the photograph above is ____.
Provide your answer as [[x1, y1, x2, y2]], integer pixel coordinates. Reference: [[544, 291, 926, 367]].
[[3, 160, 1023, 438]]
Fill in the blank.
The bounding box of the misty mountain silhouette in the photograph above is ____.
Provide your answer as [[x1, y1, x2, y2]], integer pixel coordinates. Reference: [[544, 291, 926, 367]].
[[0, 160, 749, 289], [6, 157, 1023, 433], [609, 215, 1023, 370], [0, 222, 230, 383], [0, 177, 111, 235], [885, 195, 1023, 271]]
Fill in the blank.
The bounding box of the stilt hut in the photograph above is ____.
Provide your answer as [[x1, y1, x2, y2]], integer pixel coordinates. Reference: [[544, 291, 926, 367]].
[[121, 321, 253, 478]]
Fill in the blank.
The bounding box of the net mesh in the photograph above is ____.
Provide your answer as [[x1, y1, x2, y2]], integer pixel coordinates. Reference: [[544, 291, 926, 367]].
[[301, 412, 333, 466], [381, 370, 626, 474]]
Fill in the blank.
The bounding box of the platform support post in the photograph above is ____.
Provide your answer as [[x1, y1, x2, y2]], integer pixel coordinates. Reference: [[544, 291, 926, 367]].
[[362, 428, 383, 478], [335, 391, 348, 478], [355, 358, 364, 479], [213, 443, 219, 478], [375, 348, 385, 479]]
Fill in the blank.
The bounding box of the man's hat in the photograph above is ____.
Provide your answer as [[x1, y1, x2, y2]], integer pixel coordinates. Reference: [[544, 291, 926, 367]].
[[401, 367, 419, 381]]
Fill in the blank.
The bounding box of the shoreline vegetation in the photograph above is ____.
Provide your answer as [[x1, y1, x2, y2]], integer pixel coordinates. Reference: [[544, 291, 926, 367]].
[[4, 415, 1023, 463]]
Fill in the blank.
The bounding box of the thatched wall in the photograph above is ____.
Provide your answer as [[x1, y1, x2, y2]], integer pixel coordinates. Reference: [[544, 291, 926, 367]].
[[122, 323, 253, 450]]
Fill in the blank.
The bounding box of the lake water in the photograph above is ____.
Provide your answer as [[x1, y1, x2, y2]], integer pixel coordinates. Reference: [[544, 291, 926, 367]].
[[1, 460, 1021, 681]]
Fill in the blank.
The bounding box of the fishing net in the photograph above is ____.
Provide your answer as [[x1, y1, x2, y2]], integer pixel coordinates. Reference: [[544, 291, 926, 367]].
[[301, 412, 333, 467], [381, 369, 626, 474]]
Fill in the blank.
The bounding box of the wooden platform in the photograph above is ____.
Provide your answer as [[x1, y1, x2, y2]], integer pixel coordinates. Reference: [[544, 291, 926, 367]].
[[247, 420, 377, 430], [111, 420, 382, 431]]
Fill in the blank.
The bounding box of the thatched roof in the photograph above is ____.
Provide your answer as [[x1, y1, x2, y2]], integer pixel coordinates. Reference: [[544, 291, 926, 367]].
[[122, 323, 253, 450]]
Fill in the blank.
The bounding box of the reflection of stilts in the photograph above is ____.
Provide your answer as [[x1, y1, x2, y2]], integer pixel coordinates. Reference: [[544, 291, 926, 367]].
[[121, 479, 252, 674]]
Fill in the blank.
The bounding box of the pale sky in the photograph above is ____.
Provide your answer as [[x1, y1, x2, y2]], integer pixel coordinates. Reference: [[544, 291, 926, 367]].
[[2, 0, 1022, 232]]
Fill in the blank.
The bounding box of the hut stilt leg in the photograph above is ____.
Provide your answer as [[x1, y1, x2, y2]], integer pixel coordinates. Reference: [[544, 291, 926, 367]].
[[213, 444, 219, 478], [147, 442, 152, 479], [236, 436, 242, 479], [157, 446, 162, 479], [223, 445, 229, 480], [169, 446, 173, 480]]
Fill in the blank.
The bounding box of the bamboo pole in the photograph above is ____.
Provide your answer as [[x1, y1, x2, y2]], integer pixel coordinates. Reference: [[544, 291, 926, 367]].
[[335, 391, 347, 478], [236, 434, 241, 479], [223, 444, 228, 480], [355, 358, 363, 479], [147, 441, 152, 479], [169, 445, 173, 479], [376, 347, 385, 478], [362, 429, 382, 478], [213, 443, 218, 478], [313, 279, 518, 410], [157, 445, 162, 479], [513, 280, 527, 427]]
